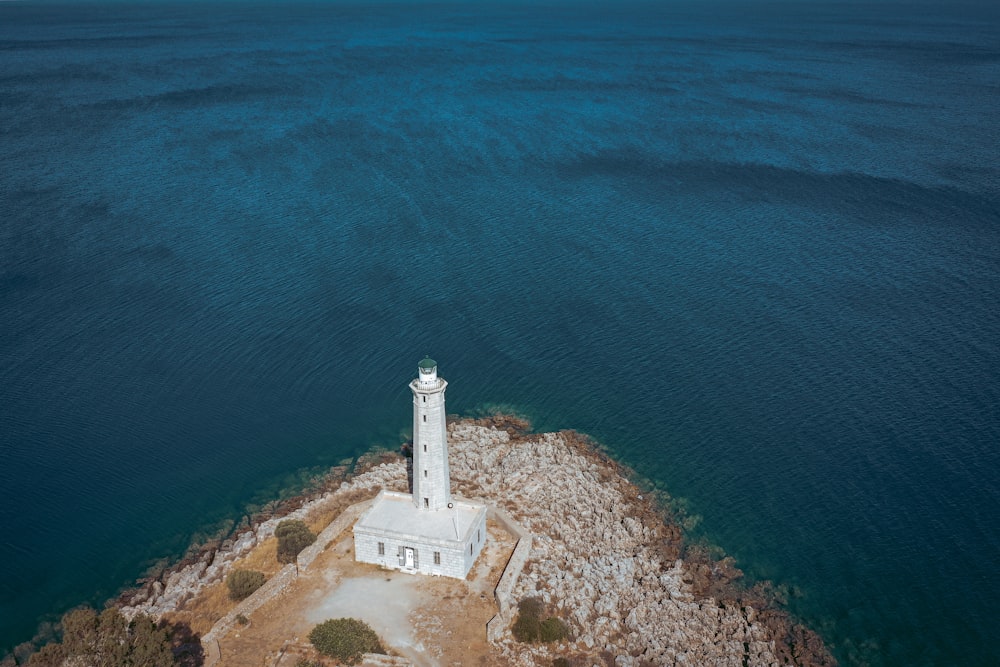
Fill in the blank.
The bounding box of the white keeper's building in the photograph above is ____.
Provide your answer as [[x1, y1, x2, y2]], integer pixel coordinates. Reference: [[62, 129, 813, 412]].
[[353, 358, 487, 579]]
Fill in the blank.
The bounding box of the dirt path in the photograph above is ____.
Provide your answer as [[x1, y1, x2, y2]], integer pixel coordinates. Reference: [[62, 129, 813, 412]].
[[304, 571, 435, 665]]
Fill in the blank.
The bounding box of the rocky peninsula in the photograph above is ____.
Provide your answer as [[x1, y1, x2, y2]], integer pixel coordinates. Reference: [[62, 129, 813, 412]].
[[112, 416, 834, 667]]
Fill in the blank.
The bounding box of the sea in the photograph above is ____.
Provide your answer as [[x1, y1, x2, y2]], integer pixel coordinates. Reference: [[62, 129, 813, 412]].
[[1, 1, 997, 664]]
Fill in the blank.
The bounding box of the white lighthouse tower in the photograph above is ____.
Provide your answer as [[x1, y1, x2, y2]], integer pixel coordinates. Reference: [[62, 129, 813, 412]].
[[411, 357, 451, 511], [352, 359, 487, 579]]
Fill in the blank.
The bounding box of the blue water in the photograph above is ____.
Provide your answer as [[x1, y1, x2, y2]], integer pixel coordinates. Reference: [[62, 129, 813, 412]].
[[1, 1, 998, 664]]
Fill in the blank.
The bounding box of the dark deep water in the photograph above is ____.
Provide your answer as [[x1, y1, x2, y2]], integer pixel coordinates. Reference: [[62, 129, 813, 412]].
[[1, 1, 998, 664]]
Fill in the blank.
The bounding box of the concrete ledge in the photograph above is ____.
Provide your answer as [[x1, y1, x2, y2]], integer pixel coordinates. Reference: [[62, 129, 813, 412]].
[[298, 499, 374, 572], [485, 505, 533, 643]]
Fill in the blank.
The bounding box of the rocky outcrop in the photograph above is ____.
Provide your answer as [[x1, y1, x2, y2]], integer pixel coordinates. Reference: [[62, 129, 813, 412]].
[[446, 421, 835, 667]]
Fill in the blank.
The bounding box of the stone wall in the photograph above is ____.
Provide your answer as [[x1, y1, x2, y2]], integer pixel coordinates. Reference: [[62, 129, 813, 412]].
[[296, 499, 373, 572], [486, 506, 533, 643], [200, 499, 373, 667], [120, 460, 407, 623]]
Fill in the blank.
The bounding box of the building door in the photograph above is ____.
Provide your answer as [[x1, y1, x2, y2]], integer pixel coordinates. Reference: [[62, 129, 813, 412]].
[[404, 547, 415, 569]]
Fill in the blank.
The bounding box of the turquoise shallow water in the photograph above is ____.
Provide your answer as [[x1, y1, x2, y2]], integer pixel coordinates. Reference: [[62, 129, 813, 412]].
[[1, 2, 999, 664]]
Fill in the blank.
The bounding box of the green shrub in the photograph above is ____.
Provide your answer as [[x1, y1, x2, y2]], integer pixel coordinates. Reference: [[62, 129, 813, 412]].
[[309, 618, 384, 665], [512, 596, 569, 644], [275, 519, 317, 564], [539, 617, 570, 642], [226, 569, 266, 601], [512, 613, 540, 642]]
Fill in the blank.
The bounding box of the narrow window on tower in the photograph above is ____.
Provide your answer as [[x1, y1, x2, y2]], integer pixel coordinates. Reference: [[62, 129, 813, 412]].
[[423, 396, 426, 403], [423, 415, 426, 422], [424, 498, 429, 508], [424, 470, 427, 477], [433, 552, 441, 565], [470, 543, 473, 555], [423, 444, 427, 452], [478, 529, 481, 543], [378, 542, 385, 556]]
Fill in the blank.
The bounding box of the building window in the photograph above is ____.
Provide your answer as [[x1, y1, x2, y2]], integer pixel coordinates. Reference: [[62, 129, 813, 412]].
[[470, 543, 473, 555], [423, 396, 426, 403], [423, 415, 426, 422], [378, 542, 385, 556], [424, 470, 427, 477], [433, 551, 441, 565], [424, 498, 429, 508], [423, 444, 427, 452], [478, 529, 481, 543]]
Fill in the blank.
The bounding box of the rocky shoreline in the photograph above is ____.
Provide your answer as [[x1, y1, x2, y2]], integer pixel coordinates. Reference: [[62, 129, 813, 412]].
[[450, 418, 835, 666], [116, 458, 401, 623], [115, 416, 834, 666]]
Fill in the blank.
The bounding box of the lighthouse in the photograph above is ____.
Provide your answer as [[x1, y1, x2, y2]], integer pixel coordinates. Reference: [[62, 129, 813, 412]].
[[352, 358, 488, 578], [410, 357, 451, 510]]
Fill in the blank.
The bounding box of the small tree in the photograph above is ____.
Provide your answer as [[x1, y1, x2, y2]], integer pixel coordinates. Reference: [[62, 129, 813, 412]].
[[226, 569, 266, 601], [275, 519, 316, 564], [309, 618, 384, 665]]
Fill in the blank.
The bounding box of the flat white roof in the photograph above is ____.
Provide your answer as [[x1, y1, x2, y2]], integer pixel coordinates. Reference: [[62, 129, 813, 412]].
[[355, 491, 485, 545]]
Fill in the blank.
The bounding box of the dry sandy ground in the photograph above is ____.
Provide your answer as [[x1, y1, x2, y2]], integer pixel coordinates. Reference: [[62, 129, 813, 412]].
[[216, 519, 515, 667]]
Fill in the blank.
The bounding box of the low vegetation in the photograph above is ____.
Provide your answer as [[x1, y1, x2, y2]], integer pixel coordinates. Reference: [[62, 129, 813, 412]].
[[226, 569, 266, 601], [275, 519, 316, 563], [512, 597, 570, 644], [308, 618, 384, 665], [540, 616, 571, 643]]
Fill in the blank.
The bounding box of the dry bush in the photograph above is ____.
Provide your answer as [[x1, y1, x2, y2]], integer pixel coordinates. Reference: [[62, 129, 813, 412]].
[[226, 569, 266, 601], [240, 537, 282, 575]]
